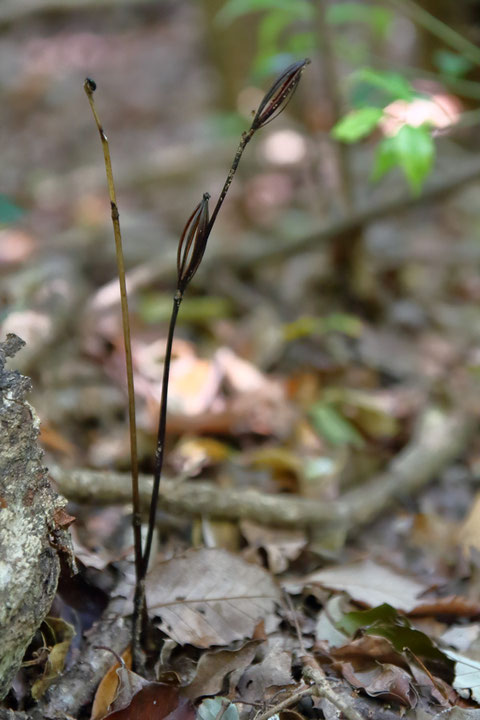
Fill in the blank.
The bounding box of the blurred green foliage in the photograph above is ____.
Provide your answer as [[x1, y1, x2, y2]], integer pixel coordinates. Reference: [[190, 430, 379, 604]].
[[216, 0, 477, 194], [0, 194, 24, 225]]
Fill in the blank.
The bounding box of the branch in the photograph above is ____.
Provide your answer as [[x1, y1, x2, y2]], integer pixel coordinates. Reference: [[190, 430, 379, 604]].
[[51, 406, 473, 530]]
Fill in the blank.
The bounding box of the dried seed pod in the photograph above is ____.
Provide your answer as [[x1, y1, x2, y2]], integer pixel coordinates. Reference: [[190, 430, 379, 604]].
[[176, 192, 210, 294], [251, 58, 310, 131]]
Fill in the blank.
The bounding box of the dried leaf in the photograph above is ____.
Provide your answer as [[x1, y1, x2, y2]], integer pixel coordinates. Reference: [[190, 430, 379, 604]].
[[305, 560, 427, 612], [105, 682, 195, 720], [90, 649, 131, 720], [182, 641, 259, 700], [31, 618, 75, 700], [336, 660, 417, 707], [237, 643, 295, 703], [146, 548, 280, 647], [240, 520, 307, 574], [443, 649, 480, 703]]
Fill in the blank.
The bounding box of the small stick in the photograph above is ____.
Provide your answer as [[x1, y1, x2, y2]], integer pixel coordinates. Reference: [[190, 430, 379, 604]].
[[303, 663, 365, 720], [83, 78, 144, 668], [254, 685, 315, 720]]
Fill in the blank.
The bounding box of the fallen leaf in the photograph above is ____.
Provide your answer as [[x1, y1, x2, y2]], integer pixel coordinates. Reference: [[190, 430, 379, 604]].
[[335, 661, 417, 707], [443, 649, 480, 703], [106, 682, 195, 720], [182, 641, 259, 700], [91, 649, 131, 720], [237, 642, 295, 703], [337, 604, 452, 669], [411, 595, 480, 618], [304, 560, 427, 612], [31, 618, 75, 700], [146, 548, 280, 647], [197, 697, 239, 720], [240, 520, 307, 574]]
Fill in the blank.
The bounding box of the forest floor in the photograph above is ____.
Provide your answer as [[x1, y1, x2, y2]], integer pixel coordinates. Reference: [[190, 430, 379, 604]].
[[3, 3, 480, 720]]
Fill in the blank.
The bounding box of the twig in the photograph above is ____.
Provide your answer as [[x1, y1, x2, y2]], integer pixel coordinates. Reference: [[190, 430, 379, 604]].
[[51, 406, 473, 530], [254, 685, 315, 720], [83, 78, 144, 667], [303, 663, 364, 720]]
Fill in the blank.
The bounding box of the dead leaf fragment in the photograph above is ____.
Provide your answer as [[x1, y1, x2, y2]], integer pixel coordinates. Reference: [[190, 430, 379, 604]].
[[336, 661, 417, 707], [305, 560, 427, 612], [146, 548, 280, 647], [240, 520, 307, 574], [182, 641, 259, 700], [106, 682, 195, 720], [31, 618, 75, 700], [91, 649, 131, 720]]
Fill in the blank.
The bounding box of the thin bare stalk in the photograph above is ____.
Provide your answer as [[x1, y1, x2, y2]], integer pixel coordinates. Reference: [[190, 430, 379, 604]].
[[208, 128, 254, 232], [141, 293, 181, 575], [140, 60, 310, 587], [83, 78, 144, 667]]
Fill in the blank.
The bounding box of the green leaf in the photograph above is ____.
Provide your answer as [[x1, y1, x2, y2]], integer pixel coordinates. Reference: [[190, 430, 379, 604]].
[[216, 0, 311, 25], [309, 403, 365, 448], [332, 107, 383, 143], [371, 135, 398, 181], [434, 49, 473, 78], [198, 698, 239, 720], [0, 194, 24, 225], [394, 124, 435, 195], [337, 603, 399, 635], [327, 3, 393, 38], [338, 604, 454, 668], [353, 67, 416, 102], [372, 125, 435, 194]]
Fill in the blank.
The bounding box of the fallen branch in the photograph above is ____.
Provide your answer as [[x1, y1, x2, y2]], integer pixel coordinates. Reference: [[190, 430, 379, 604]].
[[51, 406, 474, 530]]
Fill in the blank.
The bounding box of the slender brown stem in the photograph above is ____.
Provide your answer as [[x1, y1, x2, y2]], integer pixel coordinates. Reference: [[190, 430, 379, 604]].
[[141, 130, 256, 579], [83, 79, 143, 666], [208, 128, 255, 233], [141, 293, 182, 576]]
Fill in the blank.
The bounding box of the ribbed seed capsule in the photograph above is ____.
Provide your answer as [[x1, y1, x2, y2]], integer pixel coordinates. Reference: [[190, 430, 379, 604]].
[[251, 58, 310, 131], [176, 192, 210, 294]]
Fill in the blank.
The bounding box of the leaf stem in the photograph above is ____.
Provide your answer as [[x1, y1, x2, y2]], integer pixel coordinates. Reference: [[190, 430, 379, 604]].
[[83, 78, 144, 667]]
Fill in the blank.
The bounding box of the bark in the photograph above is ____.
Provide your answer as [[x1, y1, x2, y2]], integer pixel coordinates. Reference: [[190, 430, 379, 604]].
[[0, 335, 72, 700]]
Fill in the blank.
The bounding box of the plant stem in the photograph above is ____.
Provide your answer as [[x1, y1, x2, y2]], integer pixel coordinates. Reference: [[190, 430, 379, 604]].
[[141, 292, 182, 576], [141, 129, 256, 579], [83, 79, 144, 667], [208, 128, 255, 233]]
